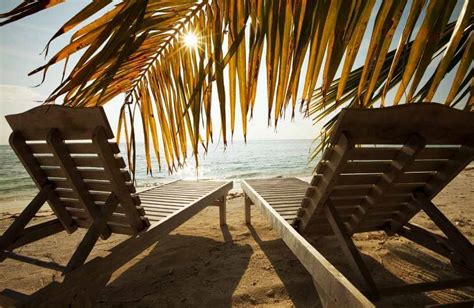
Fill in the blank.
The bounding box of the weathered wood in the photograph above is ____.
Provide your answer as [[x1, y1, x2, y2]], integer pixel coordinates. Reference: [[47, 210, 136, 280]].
[[143, 214, 171, 221], [240, 105, 474, 305], [298, 133, 353, 232], [25, 181, 233, 307], [9, 131, 75, 233], [58, 191, 140, 208], [159, 187, 220, 191], [134, 179, 181, 193], [140, 200, 191, 207], [244, 194, 252, 224], [335, 173, 435, 186], [2, 108, 236, 305], [312, 279, 332, 308], [143, 191, 204, 197], [10, 219, 65, 250], [423, 141, 473, 195], [47, 128, 111, 239], [53, 180, 134, 193], [72, 217, 135, 235], [5, 105, 114, 140], [43, 167, 131, 182], [267, 200, 306, 206], [242, 180, 374, 307], [141, 203, 183, 210], [348, 134, 426, 232], [324, 202, 379, 299], [413, 193, 474, 270], [138, 196, 195, 203], [92, 126, 145, 233], [269, 204, 302, 209], [66, 209, 135, 226], [328, 103, 474, 145], [387, 142, 474, 234], [347, 147, 458, 161], [219, 196, 226, 226], [65, 194, 119, 273], [0, 185, 52, 251], [35, 155, 126, 168], [340, 159, 446, 174], [142, 206, 182, 213], [29, 142, 120, 155]]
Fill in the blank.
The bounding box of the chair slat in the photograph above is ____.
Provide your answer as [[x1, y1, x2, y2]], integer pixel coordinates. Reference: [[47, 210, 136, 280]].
[[72, 218, 135, 235], [47, 129, 112, 239], [43, 167, 131, 182], [35, 155, 126, 168], [92, 126, 146, 232], [8, 131, 76, 233], [298, 134, 352, 232], [28, 142, 120, 154], [347, 147, 459, 161]]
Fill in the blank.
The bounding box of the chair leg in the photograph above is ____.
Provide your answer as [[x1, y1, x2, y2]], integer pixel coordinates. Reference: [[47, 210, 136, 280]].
[[313, 278, 335, 308], [324, 202, 379, 299], [0, 185, 52, 252], [219, 196, 227, 226], [10, 219, 65, 250], [65, 194, 118, 273], [65, 226, 101, 273], [413, 192, 474, 271], [244, 194, 252, 225]]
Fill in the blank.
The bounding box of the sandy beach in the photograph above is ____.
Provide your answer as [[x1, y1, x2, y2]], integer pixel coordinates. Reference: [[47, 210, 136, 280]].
[[0, 167, 473, 307]]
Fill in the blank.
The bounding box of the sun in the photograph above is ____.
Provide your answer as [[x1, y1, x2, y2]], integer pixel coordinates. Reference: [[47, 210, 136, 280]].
[[183, 32, 198, 49]]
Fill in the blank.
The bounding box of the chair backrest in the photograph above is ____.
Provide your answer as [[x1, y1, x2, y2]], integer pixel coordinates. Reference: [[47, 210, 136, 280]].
[[6, 105, 149, 235], [297, 103, 474, 235]]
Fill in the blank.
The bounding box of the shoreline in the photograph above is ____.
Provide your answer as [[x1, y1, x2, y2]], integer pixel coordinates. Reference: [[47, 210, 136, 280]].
[[0, 175, 313, 214], [1, 163, 471, 214]]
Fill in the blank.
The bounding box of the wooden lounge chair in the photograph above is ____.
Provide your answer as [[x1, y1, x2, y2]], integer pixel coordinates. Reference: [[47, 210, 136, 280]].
[[242, 104, 474, 307], [0, 105, 232, 306]]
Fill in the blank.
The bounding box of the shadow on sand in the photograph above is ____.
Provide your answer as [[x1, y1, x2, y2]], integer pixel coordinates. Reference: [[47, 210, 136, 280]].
[[310, 234, 473, 306], [96, 229, 252, 307], [247, 223, 465, 307], [247, 225, 321, 307]]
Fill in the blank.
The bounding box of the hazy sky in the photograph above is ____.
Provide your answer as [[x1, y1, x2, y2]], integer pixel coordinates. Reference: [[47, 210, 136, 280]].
[[0, 1, 466, 145]]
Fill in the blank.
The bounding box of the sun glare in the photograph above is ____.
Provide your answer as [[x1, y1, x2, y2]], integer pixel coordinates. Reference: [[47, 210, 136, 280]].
[[183, 32, 198, 49]]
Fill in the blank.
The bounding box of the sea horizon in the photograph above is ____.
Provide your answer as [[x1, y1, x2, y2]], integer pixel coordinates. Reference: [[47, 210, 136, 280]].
[[0, 139, 319, 210]]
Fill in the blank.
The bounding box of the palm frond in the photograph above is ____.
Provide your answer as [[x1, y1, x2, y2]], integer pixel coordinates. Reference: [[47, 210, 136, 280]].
[[0, 0, 64, 26], [1, 0, 472, 174]]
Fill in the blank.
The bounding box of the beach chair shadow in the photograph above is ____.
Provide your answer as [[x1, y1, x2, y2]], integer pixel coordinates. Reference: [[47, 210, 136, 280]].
[[96, 234, 253, 306], [381, 242, 474, 304], [247, 225, 321, 307], [312, 233, 474, 306]]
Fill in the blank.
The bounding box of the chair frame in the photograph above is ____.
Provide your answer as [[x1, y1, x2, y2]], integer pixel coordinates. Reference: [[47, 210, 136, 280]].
[[0, 105, 233, 306], [242, 104, 474, 306], [0, 125, 146, 273]]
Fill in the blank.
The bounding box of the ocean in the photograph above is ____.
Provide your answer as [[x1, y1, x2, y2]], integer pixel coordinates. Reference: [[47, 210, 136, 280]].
[[0, 140, 317, 208]]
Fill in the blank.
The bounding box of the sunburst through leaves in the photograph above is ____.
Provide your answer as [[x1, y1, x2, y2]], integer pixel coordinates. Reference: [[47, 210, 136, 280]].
[[0, 0, 472, 175]]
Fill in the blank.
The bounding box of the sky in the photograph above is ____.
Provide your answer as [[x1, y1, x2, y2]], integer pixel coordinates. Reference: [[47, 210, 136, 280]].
[[0, 1, 467, 146]]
